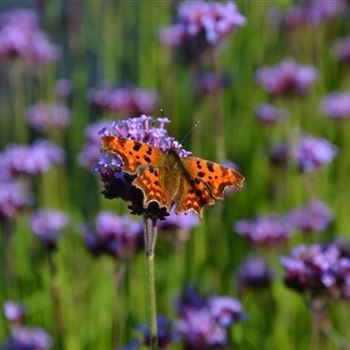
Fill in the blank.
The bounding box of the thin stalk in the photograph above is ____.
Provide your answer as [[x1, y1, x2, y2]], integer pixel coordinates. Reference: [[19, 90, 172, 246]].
[[143, 216, 159, 350], [47, 253, 64, 350]]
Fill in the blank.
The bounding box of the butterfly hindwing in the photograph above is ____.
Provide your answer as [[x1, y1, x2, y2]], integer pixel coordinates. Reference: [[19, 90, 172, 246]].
[[101, 136, 164, 174], [181, 157, 244, 199]]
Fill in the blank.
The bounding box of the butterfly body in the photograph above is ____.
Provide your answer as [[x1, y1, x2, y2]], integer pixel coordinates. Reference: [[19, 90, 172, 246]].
[[102, 136, 244, 218]]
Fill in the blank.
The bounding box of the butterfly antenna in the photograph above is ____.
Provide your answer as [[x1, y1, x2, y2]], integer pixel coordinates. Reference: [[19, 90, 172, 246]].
[[180, 121, 200, 144]]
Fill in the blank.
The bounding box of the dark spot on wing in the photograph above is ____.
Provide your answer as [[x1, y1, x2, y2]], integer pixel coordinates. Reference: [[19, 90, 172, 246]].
[[207, 162, 215, 173], [189, 189, 195, 194], [221, 166, 228, 176], [146, 147, 152, 155], [129, 151, 133, 155], [198, 171, 204, 178], [133, 142, 142, 151], [154, 170, 158, 177], [154, 181, 160, 186], [194, 178, 200, 185], [136, 155, 140, 160], [190, 179, 195, 186], [215, 176, 218, 179], [144, 156, 151, 163], [149, 167, 154, 173], [209, 176, 212, 180], [196, 160, 202, 169]]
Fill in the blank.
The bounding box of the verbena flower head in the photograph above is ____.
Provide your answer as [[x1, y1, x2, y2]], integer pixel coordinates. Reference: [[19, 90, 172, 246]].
[[234, 215, 293, 245], [291, 136, 338, 173], [31, 209, 69, 250], [87, 86, 159, 116], [237, 256, 274, 290], [0, 140, 64, 177], [0, 9, 60, 64], [82, 211, 143, 260], [78, 120, 109, 167], [55, 78, 73, 99], [321, 92, 350, 120], [26, 102, 71, 133], [3, 326, 52, 350], [96, 116, 190, 220], [3, 301, 26, 324], [281, 242, 350, 300], [160, 1, 246, 63], [287, 200, 333, 234], [0, 180, 31, 219], [254, 103, 284, 125], [196, 72, 231, 95], [176, 287, 245, 349], [333, 37, 350, 63], [256, 59, 318, 96]]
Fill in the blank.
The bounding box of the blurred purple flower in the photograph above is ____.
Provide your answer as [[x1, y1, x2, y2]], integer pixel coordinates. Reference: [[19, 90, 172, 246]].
[[78, 120, 109, 168], [0, 180, 31, 219], [3, 326, 52, 350], [116, 340, 140, 350], [269, 141, 289, 168], [87, 86, 159, 117], [281, 242, 350, 299], [96, 116, 190, 220], [82, 211, 143, 260], [55, 78, 73, 99], [333, 37, 350, 63], [31, 209, 69, 250], [160, 1, 246, 63], [26, 102, 70, 133], [256, 59, 318, 96], [0, 9, 60, 64], [3, 301, 26, 325], [254, 103, 284, 125], [287, 200, 333, 234], [321, 92, 350, 120], [237, 256, 274, 290], [291, 136, 338, 173], [196, 72, 231, 95], [234, 215, 293, 245]]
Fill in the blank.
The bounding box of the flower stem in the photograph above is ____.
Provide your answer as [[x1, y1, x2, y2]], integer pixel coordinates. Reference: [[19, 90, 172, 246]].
[[143, 216, 159, 350]]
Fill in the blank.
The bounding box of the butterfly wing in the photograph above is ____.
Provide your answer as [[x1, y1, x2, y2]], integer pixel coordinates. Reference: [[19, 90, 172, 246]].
[[181, 157, 244, 200], [101, 136, 164, 174]]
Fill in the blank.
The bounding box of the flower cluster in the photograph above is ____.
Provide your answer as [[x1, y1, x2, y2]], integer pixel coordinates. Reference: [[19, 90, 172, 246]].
[[287, 200, 333, 234], [256, 59, 318, 96], [321, 92, 350, 120], [78, 120, 109, 167], [176, 287, 245, 349], [333, 37, 350, 63], [87, 86, 159, 116], [234, 215, 293, 245], [160, 1, 246, 63], [281, 242, 350, 299], [291, 136, 338, 173], [96, 116, 190, 219], [55, 78, 73, 99], [270, 0, 345, 31], [0, 140, 64, 177], [82, 211, 143, 260], [3, 301, 26, 325], [26, 102, 71, 133], [237, 256, 274, 291], [31, 209, 69, 250], [0, 8, 60, 63], [254, 103, 284, 125]]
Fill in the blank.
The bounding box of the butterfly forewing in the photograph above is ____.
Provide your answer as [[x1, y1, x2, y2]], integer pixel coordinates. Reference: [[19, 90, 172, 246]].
[[181, 157, 244, 199], [101, 136, 164, 174]]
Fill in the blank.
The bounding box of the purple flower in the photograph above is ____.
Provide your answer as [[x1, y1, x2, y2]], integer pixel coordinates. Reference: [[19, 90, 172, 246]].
[[0, 9, 60, 64], [291, 136, 338, 173], [31, 209, 69, 250], [160, 1, 246, 63], [254, 103, 284, 125], [287, 200, 333, 234], [3, 326, 52, 350], [0, 180, 31, 219], [234, 215, 293, 245], [281, 242, 350, 299], [237, 256, 274, 290], [96, 116, 190, 220], [269, 141, 289, 168], [3, 301, 26, 324], [78, 120, 109, 167], [55, 78, 73, 99], [0, 140, 64, 177], [196, 72, 231, 95], [256, 59, 318, 96], [321, 92, 350, 120], [82, 211, 143, 260], [87, 86, 159, 116], [333, 37, 350, 63], [26, 102, 70, 133]]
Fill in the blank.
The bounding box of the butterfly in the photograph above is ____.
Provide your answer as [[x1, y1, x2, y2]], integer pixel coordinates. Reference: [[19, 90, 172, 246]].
[[101, 136, 244, 219]]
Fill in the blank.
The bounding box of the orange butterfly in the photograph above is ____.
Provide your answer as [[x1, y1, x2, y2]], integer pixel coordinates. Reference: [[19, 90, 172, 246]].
[[101, 136, 244, 218]]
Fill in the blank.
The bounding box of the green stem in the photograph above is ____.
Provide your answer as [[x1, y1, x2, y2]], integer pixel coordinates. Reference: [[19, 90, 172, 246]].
[[143, 217, 159, 350]]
